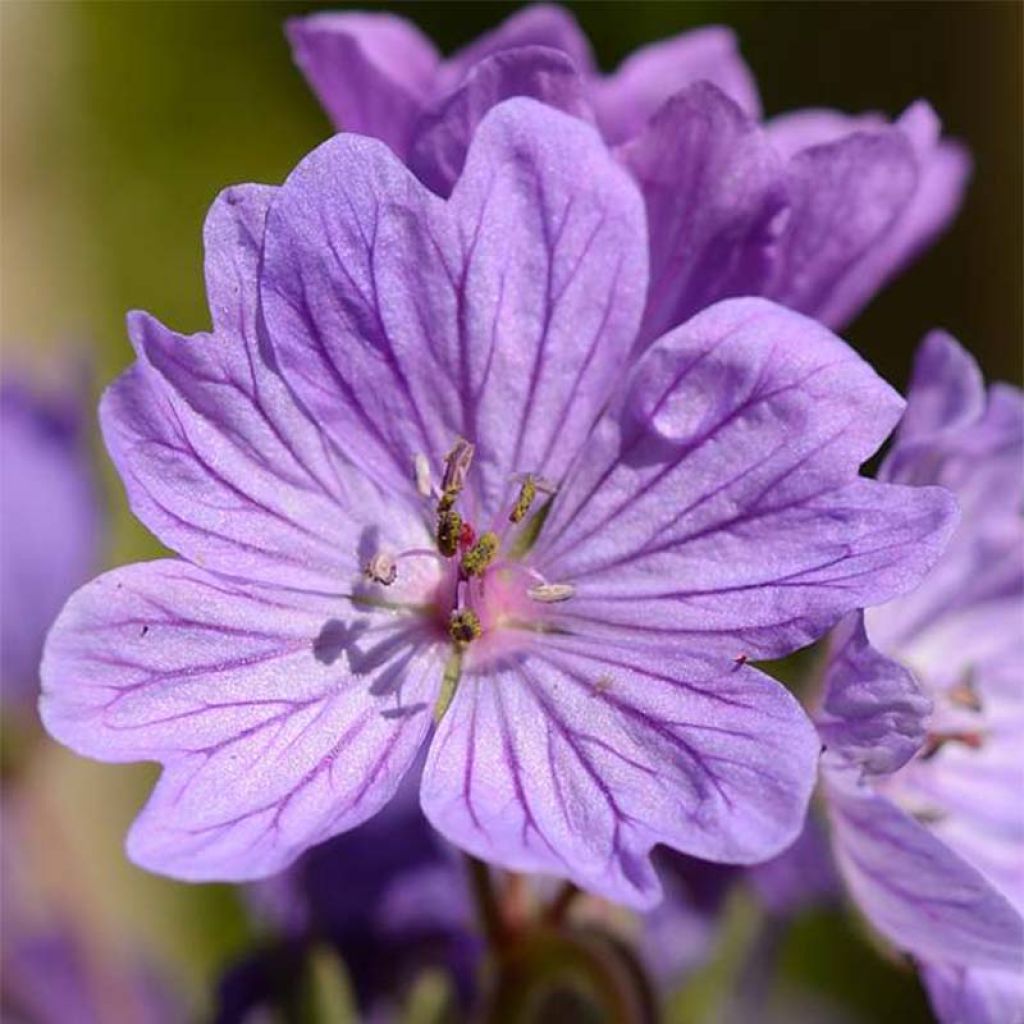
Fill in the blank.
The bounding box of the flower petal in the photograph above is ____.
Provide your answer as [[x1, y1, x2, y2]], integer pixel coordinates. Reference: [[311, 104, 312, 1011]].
[[593, 26, 761, 144], [286, 12, 439, 156], [261, 99, 647, 517], [0, 377, 99, 700], [619, 82, 786, 345], [922, 962, 1024, 1024], [101, 186, 418, 591], [536, 298, 958, 663], [40, 561, 441, 880], [421, 634, 819, 908], [441, 3, 595, 88], [816, 612, 931, 776], [825, 767, 1024, 970], [763, 127, 919, 327], [811, 103, 971, 330], [408, 47, 590, 198]]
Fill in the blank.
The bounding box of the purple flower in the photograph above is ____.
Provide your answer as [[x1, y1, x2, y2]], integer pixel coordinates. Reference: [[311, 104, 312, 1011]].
[[287, 3, 969, 341], [816, 332, 1024, 1020], [41, 100, 955, 907], [1, 373, 100, 711], [1, 797, 178, 1024], [218, 797, 478, 1021]]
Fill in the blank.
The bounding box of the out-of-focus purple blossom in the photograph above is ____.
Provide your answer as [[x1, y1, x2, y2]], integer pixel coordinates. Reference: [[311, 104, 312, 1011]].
[[41, 99, 955, 907], [1, 797, 177, 1024], [1, 374, 100, 711], [217, 798, 478, 1022], [287, 3, 969, 342], [817, 332, 1024, 1022]]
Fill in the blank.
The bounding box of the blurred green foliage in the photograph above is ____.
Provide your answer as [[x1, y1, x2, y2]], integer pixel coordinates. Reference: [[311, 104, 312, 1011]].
[[1, 2, 1019, 1019]]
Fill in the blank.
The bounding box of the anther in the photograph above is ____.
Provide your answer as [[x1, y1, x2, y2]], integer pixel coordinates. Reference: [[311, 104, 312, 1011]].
[[414, 453, 432, 498], [510, 475, 537, 523], [526, 582, 575, 603], [948, 675, 982, 712], [363, 552, 397, 586], [449, 609, 482, 648], [441, 438, 475, 496], [461, 531, 499, 577], [437, 510, 463, 558]]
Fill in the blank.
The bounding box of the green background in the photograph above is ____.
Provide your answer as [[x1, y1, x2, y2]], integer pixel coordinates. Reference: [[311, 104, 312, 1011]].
[[1, 2, 1020, 1020]]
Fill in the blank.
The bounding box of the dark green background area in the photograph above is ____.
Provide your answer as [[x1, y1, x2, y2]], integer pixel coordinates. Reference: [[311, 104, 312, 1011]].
[[1, 2, 1020, 1019]]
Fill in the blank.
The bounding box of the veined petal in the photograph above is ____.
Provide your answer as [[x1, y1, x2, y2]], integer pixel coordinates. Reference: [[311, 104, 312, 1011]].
[[261, 99, 647, 518], [440, 3, 596, 89], [812, 103, 971, 330], [763, 127, 919, 327], [408, 47, 590, 198], [40, 561, 441, 880], [421, 634, 818, 909], [102, 186, 420, 591], [286, 12, 439, 156], [825, 767, 1024, 970], [619, 82, 786, 345], [593, 26, 761, 144], [816, 612, 931, 776], [536, 299, 958, 663]]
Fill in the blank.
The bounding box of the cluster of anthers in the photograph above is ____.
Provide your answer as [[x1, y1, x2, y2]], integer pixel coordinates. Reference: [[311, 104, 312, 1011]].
[[362, 439, 575, 718]]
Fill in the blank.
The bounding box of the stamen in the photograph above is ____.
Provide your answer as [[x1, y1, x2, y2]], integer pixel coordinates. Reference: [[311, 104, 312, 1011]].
[[508, 495, 555, 559], [919, 729, 984, 761], [509, 475, 537, 523], [441, 438, 475, 496], [948, 674, 982, 712], [527, 582, 576, 603], [461, 531, 499, 577], [414, 453, 432, 498], [437, 510, 463, 558], [449, 608, 482, 648], [363, 552, 397, 586]]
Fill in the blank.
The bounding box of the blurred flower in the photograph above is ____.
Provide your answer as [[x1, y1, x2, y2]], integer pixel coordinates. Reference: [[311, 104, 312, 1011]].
[[217, 796, 478, 1023], [288, 3, 969, 343], [1, 795, 178, 1024], [816, 332, 1024, 1021], [1, 373, 100, 712], [41, 99, 954, 907]]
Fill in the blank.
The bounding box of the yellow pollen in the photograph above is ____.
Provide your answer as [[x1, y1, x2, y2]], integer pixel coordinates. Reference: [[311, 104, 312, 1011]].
[[461, 531, 499, 577], [449, 608, 482, 648]]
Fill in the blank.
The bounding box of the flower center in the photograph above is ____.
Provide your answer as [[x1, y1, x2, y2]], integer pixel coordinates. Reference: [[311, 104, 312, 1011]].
[[360, 438, 575, 715]]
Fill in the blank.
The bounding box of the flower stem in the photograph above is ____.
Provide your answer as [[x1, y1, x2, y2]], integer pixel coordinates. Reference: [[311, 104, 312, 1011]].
[[465, 854, 508, 950], [545, 880, 582, 925]]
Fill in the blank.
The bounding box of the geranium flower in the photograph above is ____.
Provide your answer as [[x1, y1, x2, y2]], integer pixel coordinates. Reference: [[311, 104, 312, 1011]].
[[41, 101, 955, 907], [1, 373, 100, 712], [287, 3, 969, 342], [815, 332, 1024, 1020]]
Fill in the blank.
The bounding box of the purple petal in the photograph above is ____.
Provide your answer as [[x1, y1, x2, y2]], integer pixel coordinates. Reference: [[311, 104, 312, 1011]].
[[619, 82, 786, 345], [261, 99, 646, 519], [40, 561, 440, 880], [408, 47, 590, 198], [763, 127, 919, 326], [0, 376, 99, 703], [441, 3, 595, 89], [871, 333, 1023, 649], [286, 12, 439, 156], [593, 26, 761, 144], [822, 104, 971, 329], [535, 298, 958, 663], [816, 612, 931, 776], [421, 633, 819, 909], [101, 186, 420, 591], [825, 767, 1024, 970], [922, 962, 1024, 1024]]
